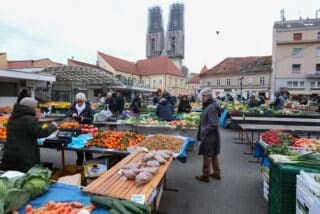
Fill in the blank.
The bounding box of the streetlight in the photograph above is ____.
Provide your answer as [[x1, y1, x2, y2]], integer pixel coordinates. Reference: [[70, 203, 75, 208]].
[[239, 77, 244, 98]]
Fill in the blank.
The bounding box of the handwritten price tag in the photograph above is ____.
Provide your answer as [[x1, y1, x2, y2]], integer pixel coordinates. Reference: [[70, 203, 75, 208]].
[[131, 194, 145, 204]]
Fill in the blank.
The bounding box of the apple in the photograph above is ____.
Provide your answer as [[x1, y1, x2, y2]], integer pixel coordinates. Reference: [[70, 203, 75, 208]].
[[93, 128, 98, 132]]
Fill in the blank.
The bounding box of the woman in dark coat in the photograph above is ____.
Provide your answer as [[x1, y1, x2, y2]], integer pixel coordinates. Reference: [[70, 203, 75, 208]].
[[1, 98, 57, 172], [178, 95, 192, 113], [156, 98, 174, 121], [196, 89, 221, 182], [66, 93, 93, 165], [130, 95, 141, 114]]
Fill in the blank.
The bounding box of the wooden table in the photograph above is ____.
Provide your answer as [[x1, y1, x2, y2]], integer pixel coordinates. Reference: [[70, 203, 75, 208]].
[[231, 116, 320, 129], [83, 151, 173, 210]]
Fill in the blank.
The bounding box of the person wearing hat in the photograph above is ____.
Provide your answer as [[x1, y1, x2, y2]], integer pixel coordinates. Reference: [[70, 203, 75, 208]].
[[1, 97, 57, 172]]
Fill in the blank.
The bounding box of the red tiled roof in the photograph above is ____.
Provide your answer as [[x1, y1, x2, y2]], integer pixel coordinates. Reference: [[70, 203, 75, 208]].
[[8, 58, 62, 69], [202, 56, 271, 77], [188, 75, 200, 84], [199, 65, 208, 74], [98, 51, 137, 75], [136, 55, 184, 77], [67, 58, 111, 74]]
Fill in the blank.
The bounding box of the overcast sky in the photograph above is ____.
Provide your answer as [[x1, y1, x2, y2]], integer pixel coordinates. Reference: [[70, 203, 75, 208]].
[[0, 0, 320, 73]]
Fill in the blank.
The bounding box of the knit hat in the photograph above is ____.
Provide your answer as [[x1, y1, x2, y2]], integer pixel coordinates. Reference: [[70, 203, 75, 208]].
[[20, 97, 38, 108]]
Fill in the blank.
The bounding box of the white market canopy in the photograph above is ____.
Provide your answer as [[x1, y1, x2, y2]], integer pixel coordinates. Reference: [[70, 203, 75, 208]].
[[0, 69, 56, 82]]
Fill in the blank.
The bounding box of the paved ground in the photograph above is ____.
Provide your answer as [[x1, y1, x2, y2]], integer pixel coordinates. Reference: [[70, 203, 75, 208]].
[[38, 128, 267, 214], [158, 128, 267, 214]]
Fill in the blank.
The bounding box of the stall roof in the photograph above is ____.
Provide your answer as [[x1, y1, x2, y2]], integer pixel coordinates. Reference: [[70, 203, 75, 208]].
[[110, 85, 158, 92], [0, 69, 56, 82], [41, 66, 123, 86]]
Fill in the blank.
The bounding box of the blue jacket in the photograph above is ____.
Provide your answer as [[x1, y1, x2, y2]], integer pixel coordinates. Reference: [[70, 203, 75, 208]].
[[156, 100, 174, 121]]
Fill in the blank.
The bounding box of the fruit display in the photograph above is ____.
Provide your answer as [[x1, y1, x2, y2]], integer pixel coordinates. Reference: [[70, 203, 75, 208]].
[[39, 101, 71, 109], [86, 131, 145, 150], [261, 130, 295, 145], [0, 115, 9, 126], [0, 126, 7, 140], [293, 138, 320, 152], [81, 124, 98, 134], [59, 122, 80, 129], [138, 134, 184, 153], [24, 201, 95, 214], [0, 106, 12, 114], [167, 120, 197, 128]]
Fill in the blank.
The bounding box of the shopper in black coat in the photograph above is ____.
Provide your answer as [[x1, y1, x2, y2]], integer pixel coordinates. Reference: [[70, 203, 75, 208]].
[[1, 98, 57, 172], [178, 95, 192, 113], [116, 92, 125, 115], [156, 98, 174, 121]]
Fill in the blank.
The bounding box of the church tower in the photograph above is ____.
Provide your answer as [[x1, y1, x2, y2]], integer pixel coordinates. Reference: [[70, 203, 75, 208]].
[[166, 3, 184, 68], [146, 6, 165, 58]]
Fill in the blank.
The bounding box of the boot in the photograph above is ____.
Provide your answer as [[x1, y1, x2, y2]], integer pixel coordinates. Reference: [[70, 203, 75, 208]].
[[210, 173, 221, 180], [195, 175, 210, 183]]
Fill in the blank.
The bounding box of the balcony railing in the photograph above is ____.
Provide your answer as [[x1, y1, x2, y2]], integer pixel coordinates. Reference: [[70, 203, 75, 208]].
[[200, 84, 270, 89], [277, 39, 320, 45]]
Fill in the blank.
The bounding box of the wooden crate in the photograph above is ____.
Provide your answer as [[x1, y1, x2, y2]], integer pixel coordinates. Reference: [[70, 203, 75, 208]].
[[83, 151, 173, 203]]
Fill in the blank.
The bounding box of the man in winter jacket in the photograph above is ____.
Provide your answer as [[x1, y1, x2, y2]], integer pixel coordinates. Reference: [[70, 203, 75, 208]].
[[196, 89, 221, 182], [156, 98, 174, 121], [1, 98, 57, 172]]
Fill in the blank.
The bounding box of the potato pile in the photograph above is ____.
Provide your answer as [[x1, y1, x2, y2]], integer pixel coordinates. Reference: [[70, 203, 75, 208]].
[[138, 134, 184, 153]]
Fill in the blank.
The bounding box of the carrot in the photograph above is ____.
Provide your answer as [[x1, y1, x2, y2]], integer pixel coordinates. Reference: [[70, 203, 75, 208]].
[[71, 202, 83, 208]]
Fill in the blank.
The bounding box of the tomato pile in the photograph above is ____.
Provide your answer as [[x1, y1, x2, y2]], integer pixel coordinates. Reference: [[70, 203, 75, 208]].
[[86, 130, 145, 150], [261, 130, 295, 145], [24, 201, 95, 214], [0, 126, 6, 140]]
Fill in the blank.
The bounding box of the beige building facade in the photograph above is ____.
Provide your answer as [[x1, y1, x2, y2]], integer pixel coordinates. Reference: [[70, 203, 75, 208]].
[[200, 56, 272, 98], [272, 18, 320, 98]]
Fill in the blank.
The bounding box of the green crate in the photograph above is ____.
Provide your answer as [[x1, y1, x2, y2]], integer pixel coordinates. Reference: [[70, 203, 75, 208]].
[[268, 162, 320, 214]]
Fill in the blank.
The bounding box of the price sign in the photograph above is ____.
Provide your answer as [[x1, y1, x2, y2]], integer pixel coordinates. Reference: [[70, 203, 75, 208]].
[[131, 194, 145, 204]]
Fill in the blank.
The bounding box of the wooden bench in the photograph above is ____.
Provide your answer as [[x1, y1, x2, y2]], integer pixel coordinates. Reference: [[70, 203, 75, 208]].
[[83, 151, 173, 209]]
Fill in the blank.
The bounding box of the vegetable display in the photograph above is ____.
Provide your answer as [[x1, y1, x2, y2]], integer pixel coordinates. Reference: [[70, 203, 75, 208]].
[[138, 134, 184, 153], [293, 138, 320, 152], [24, 201, 95, 214], [269, 152, 320, 168], [91, 196, 151, 214], [261, 130, 294, 145], [0, 126, 6, 140], [86, 131, 145, 150], [59, 122, 80, 129], [0, 165, 51, 213], [39, 101, 71, 109]]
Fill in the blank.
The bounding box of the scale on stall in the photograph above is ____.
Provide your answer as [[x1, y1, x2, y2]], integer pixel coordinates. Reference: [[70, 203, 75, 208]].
[[43, 129, 79, 149]]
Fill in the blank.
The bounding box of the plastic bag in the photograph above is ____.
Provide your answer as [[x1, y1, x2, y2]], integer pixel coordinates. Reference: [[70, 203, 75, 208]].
[[121, 168, 140, 180], [122, 162, 143, 170], [142, 152, 156, 162], [154, 154, 166, 164], [156, 151, 170, 160], [135, 171, 153, 186], [146, 160, 160, 167], [139, 167, 159, 175]]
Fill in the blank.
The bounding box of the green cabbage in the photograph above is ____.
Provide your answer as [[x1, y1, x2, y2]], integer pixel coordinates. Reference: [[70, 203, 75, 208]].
[[4, 189, 30, 214], [22, 176, 50, 198]]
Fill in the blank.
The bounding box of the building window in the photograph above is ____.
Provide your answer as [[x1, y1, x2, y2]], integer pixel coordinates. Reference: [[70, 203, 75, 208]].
[[169, 77, 172, 85], [141, 80, 144, 85], [260, 77, 265, 85], [151, 38, 155, 52], [293, 33, 302, 40], [247, 78, 253, 85], [292, 48, 302, 57], [311, 81, 316, 88], [216, 80, 220, 86], [293, 81, 298, 87], [159, 79, 162, 86], [153, 80, 156, 85], [0, 82, 18, 96], [207, 81, 211, 86], [318, 32, 320, 40], [300, 81, 304, 88], [316, 64, 320, 73], [317, 47, 320, 57], [287, 81, 292, 88], [226, 79, 230, 86], [292, 64, 301, 73]]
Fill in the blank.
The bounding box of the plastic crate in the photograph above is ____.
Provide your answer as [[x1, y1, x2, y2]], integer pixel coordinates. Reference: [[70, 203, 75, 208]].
[[268, 162, 320, 214]]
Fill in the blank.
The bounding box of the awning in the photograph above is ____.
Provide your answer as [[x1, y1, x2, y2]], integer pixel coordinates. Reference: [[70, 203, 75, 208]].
[[288, 90, 314, 95], [110, 85, 157, 92], [0, 69, 56, 82]]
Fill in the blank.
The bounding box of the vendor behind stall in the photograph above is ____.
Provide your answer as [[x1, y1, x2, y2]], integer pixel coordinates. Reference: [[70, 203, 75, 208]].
[[66, 93, 93, 165], [1, 98, 57, 172], [178, 95, 192, 113]]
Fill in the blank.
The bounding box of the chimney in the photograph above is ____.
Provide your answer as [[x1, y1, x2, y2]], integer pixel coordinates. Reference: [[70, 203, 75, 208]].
[[0, 52, 8, 69]]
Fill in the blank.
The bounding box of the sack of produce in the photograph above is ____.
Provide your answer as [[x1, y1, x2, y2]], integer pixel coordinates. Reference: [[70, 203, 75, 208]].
[[139, 167, 159, 175], [121, 168, 140, 180], [135, 172, 153, 186], [154, 154, 166, 164], [146, 160, 160, 167]]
